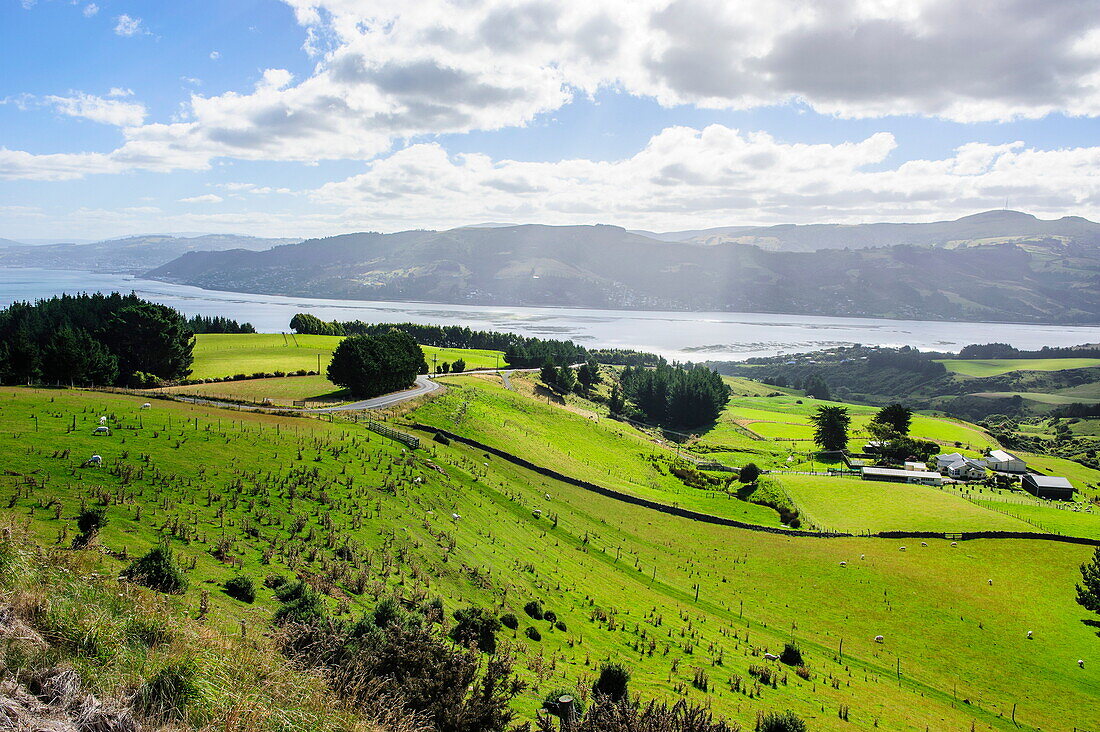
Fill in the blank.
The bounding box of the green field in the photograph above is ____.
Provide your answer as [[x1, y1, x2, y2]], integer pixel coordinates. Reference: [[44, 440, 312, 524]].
[[778, 475, 1033, 534], [1, 385, 1098, 731], [160, 374, 348, 405], [938, 357, 1100, 377], [187, 333, 505, 380], [970, 391, 1097, 404]]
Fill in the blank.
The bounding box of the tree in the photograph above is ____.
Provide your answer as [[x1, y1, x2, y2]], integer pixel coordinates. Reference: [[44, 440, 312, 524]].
[[609, 384, 625, 415], [809, 405, 850, 451], [327, 330, 426, 399], [1077, 546, 1100, 614], [577, 361, 600, 391], [739, 463, 761, 484], [593, 662, 630, 702], [450, 606, 502, 653], [452, 358, 466, 373], [557, 365, 577, 393], [540, 361, 559, 391], [801, 373, 830, 400], [74, 507, 108, 548], [874, 403, 913, 436]]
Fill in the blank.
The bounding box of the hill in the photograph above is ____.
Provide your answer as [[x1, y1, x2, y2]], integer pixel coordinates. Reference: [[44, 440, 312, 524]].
[[147, 219, 1100, 323], [0, 233, 299, 274]]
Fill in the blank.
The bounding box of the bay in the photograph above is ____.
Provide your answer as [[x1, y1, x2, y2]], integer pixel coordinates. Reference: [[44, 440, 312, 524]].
[[2, 267, 1098, 362]]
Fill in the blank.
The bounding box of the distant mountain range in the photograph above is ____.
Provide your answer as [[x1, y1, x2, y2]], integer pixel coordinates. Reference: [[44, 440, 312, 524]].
[[0, 234, 300, 274], [146, 211, 1100, 324]]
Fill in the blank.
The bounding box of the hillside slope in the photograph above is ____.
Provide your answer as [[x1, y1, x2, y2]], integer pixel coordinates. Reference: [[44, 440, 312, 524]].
[[147, 222, 1100, 322]]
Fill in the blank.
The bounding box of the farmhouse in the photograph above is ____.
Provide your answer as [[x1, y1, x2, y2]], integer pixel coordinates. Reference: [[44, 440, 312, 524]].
[[1021, 474, 1075, 501], [986, 449, 1026, 473], [862, 466, 943, 486], [934, 452, 966, 472], [944, 457, 987, 481]]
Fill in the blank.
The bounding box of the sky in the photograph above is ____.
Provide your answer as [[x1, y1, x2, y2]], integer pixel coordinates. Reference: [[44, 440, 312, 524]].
[[2, 0, 1100, 241]]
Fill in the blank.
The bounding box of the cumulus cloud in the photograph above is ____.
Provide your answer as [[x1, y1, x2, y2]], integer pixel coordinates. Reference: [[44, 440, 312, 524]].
[[5, 0, 1100, 182], [210, 50, 220, 60], [114, 14, 143, 36], [45, 91, 146, 126], [83, 3, 98, 17], [307, 125, 1100, 230], [179, 193, 224, 204]]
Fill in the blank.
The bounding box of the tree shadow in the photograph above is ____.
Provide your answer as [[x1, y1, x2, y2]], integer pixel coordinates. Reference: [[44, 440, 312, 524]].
[[533, 384, 566, 405], [1082, 618, 1100, 637]]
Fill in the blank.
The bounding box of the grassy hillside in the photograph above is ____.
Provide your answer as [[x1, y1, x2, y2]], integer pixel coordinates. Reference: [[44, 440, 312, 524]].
[[938, 357, 1100, 377]]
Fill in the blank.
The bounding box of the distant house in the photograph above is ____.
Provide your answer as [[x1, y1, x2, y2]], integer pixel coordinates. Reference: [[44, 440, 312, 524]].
[[986, 449, 1026, 473], [934, 452, 966, 472], [1021, 474, 1074, 501], [862, 466, 942, 486], [904, 461, 928, 471], [944, 458, 987, 481]]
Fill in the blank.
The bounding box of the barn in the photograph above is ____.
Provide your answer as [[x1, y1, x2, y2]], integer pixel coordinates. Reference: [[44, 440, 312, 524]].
[[1021, 474, 1074, 501]]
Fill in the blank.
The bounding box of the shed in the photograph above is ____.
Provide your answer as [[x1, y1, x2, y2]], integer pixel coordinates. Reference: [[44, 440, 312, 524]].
[[1021, 474, 1074, 501], [987, 449, 1026, 473], [904, 461, 928, 472], [862, 466, 942, 486]]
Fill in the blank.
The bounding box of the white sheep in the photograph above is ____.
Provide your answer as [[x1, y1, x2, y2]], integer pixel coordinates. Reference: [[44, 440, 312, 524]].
[[860, 554, 865, 560], [98, 416, 107, 425], [93, 426, 109, 435], [921, 542, 928, 547], [545, 493, 552, 500], [763, 652, 779, 661], [1027, 630, 1033, 639], [988, 579, 993, 586], [141, 403, 151, 409], [874, 635, 884, 643], [1079, 659, 1085, 668], [451, 513, 460, 520], [899, 546, 907, 552], [839, 561, 847, 567], [951, 541, 958, 547], [86, 454, 102, 466]]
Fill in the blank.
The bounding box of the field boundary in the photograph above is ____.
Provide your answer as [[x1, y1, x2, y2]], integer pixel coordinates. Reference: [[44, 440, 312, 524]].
[[410, 423, 1100, 547]]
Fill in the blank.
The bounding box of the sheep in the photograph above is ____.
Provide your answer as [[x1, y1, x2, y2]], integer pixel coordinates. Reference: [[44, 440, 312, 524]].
[[84, 455, 102, 467], [839, 561, 847, 567], [141, 403, 151, 409], [860, 554, 865, 560], [1079, 659, 1085, 668], [921, 542, 928, 547], [951, 541, 958, 547], [874, 635, 884, 643], [98, 416, 107, 425], [1027, 630, 1033, 639], [545, 493, 552, 500], [451, 513, 460, 520], [899, 546, 907, 552], [763, 652, 779, 661], [93, 426, 109, 435], [988, 579, 993, 586]]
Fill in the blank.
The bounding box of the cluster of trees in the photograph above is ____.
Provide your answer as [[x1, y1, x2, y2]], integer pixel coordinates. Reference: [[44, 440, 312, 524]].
[[618, 364, 731, 426], [585, 348, 666, 367], [0, 293, 194, 387], [540, 361, 601, 395], [808, 402, 938, 463], [958, 343, 1100, 359], [327, 330, 427, 398], [288, 313, 346, 336], [185, 314, 255, 334]]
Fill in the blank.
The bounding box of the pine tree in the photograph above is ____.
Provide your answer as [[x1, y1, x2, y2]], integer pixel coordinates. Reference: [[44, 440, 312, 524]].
[[1077, 546, 1100, 614]]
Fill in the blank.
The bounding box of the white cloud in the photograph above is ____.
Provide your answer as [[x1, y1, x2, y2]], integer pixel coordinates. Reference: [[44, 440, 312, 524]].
[[108, 87, 133, 97], [45, 92, 147, 126], [83, 3, 98, 17], [210, 50, 220, 60], [114, 14, 143, 36], [179, 194, 224, 204], [307, 125, 1100, 230]]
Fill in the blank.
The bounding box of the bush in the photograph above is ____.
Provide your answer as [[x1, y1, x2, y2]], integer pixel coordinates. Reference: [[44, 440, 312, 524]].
[[135, 660, 199, 720], [779, 642, 803, 666], [264, 573, 286, 589], [542, 687, 585, 718], [543, 609, 557, 623], [524, 600, 544, 620], [449, 606, 501, 653], [122, 544, 188, 594], [74, 507, 108, 547], [593, 662, 631, 701], [525, 626, 542, 641], [433, 432, 451, 446], [224, 574, 256, 603], [756, 711, 807, 732], [500, 613, 519, 630], [739, 463, 761, 484], [555, 620, 567, 632], [273, 580, 327, 625]]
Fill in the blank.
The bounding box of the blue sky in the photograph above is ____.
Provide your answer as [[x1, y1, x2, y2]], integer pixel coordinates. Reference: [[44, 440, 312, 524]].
[[2, 0, 1100, 240]]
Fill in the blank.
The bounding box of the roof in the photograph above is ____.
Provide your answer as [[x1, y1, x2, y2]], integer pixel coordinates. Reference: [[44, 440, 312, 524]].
[[863, 467, 942, 480], [936, 452, 965, 463], [947, 459, 986, 471], [989, 449, 1021, 463], [1024, 475, 1074, 490]]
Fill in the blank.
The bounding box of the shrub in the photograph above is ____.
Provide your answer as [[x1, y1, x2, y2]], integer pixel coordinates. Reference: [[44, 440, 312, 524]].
[[692, 667, 709, 692], [542, 687, 585, 718], [122, 544, 188, 594], [739, 463, 761, 484], [555, 620, 567, 632], [524, 600, 544, 620], [135, 660, 199, 720], [449, 606, 501, 653], [543, 609, 557, 623], [593, 662, 631, 701], [779, 642, 803, 666], [500, 613, 519, 630], [756, 710, 807, 732], [794, 665, 812, 681], [525, 626, 542, 641], [273, 580, 327, 625], [74, 507, 108, 547], [225, 574, 256, 603], [273, 370, 286, 377], [264, 573, 286, 589], [433, 432, 451, 446]]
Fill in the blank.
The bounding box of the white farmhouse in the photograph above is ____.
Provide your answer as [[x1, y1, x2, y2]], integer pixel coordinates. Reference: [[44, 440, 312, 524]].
[[986, 449, 1026, 473]]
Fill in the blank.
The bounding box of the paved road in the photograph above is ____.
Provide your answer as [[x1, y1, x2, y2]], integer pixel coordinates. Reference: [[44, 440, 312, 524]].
[[173, 375, 443, 413]]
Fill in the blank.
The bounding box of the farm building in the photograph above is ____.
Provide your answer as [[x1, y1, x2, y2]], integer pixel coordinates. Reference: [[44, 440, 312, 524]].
[[986, 449, 1026, 473], [944, 457, 987, 481], [862, 466, 943, 486], [904, 461, 928, 471], [934, 452, 966, 472], [1021, 474, 1074, 501]]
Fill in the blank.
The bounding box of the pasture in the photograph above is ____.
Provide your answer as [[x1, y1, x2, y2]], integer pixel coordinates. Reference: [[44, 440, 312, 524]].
[[938, 357, 1100, 377], [159, 374, 347, 405], [0, 385, 1097, 730], [187, 333, 505, 380]]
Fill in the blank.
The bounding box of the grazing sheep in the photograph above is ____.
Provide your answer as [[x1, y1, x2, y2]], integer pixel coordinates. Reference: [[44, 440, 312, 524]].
[[839, 561, 847, 567], [141, 403, 151, 409], [84, 454, 102, 467], [451, 513, 460, 520], [545, 493, 552, 500], [98, 416, 107, 425], [951, 541, 958, 547], [1027, 631, 1033, 639], [763, 652, 779, 661], [988, 579, 993, 585], [899, 546, 907, 552], [93, 426, 109, 435], [921, 542, 928, 547], [1079, 659, 1085, 668], [533, 509, 543, 517], [860, 554, 865, 560], [874, 635, 884, 643]]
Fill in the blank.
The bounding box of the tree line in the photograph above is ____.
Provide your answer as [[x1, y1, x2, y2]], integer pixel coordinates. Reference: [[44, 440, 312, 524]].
[[958, 342, 1100, 359], [618, 364, 731, 426], [0, 293, 194, 387], [290, 313, 588, 368], [186, 314, 255, 334]]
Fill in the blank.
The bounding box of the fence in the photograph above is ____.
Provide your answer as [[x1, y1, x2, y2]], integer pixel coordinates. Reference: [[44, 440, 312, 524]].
[[364, 418, 420, 449]]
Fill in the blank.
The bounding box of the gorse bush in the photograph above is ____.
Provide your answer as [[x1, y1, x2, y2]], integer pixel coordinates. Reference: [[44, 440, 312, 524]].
[[524, 600, 544, 620], [135, 660, 200, 721], [551, 696, 741, 732], [450, 605, 501, 653], [500, 612, 519, 630], [755, 710, 807, 732], [273, 580, 327, 625], [779, 642, 803, 666], [525, 626, 542, 642], [224, 574, 256, 603], [593, 662, 631, 702], [122, 544, 188, 594]]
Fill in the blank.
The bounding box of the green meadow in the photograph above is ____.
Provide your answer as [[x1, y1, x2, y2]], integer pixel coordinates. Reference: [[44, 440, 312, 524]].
[[1, 385, 1098, 731], [937, 357, 1100, 377]]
